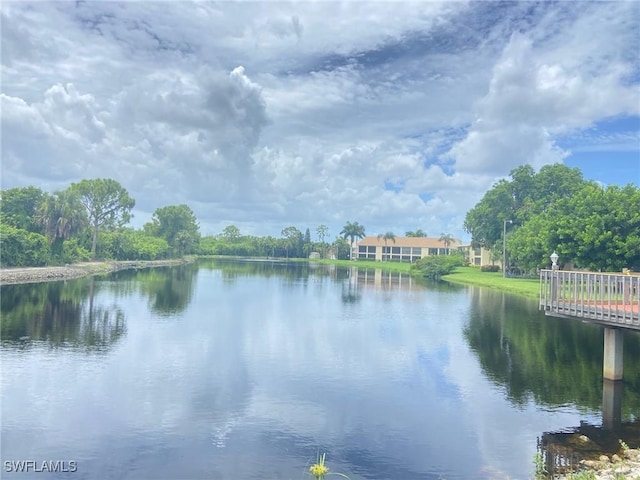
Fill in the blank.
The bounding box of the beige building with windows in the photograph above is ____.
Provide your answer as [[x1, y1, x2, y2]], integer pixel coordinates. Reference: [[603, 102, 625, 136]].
[[355, 236, 463, 262], [457, 245, 497, 267], [354, 236, 501, 268]]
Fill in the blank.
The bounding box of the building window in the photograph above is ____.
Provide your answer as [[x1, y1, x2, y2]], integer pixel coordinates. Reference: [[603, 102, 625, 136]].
[[359, 246, 367, 253], [412, 247, 422, 255], [428, 248, 438, 255], [402, 255, 411, 261], [439, 248, 448, 255], [368, 246, 376, 253], [474, 248, 481, 255], [391, 246, 400, 254], [474, 257, 481, 265], [401, 247, 411, 254]]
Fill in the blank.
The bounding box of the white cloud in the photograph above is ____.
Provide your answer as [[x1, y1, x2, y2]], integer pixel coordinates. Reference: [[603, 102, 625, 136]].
[[1, 1, 638, 239]]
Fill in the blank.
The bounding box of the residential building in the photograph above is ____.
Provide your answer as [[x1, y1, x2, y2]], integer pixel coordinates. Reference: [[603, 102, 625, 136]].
[[354, 236, 462, 262], [458, 245, 496, 267]]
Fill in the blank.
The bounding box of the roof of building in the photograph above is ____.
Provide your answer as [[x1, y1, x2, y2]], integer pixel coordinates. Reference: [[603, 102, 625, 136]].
[[356, 236, 462, 248]]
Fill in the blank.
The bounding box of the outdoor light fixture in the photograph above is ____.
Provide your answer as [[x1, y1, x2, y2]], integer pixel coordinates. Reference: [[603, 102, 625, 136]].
[[550, 251, 559, 270]]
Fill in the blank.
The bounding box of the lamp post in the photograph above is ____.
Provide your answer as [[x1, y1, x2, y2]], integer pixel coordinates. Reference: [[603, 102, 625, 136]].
[[550, 251, 559, 306], [502, 219, 512, 278]]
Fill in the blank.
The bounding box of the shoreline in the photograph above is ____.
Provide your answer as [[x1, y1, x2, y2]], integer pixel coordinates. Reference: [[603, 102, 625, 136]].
[[0, 257, 195, 286]]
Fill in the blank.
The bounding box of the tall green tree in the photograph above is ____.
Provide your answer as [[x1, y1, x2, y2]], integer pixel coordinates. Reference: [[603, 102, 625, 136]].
[[0, 186, 46, 233], [221, 225, 241, 242], [316, 224, 329, 258], [508, 182, 640, 271], [70, 179, 135, 259], [439, 233, 455, 251], [145, 204, 200, 256], [281, 226, 303, 258], [377, 231, 396, 261], [340, 221, 366, 259], [464, 164, 588, 248], [35, 190, 88, 259]]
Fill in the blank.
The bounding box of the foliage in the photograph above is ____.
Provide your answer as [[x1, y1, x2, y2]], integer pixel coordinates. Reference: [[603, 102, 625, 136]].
[[411, 254, 464, 280], [439, 232, 455, 248], [465, 163, 640, 272], [61, 238, 91, 264], [35, 190, 88, 260], [0, 224, 50, 267], [332, 237, 351, 260], [464, 164, 588, 248], [0, 186, 46, 233], [281, 226, 303, 258], [221, 225, 241, 242], [480, 265, 500, 272], [508, 183, 640, 271], [316, 224, 330, 258], [406, 229, 427, 237], [533, 451, 547, 479], [97, 229, 170, 260], [145, 204, 200, 256], [340, 221, 366, 259], [70, 178, 135, 259], [377, 231, 396, 260]]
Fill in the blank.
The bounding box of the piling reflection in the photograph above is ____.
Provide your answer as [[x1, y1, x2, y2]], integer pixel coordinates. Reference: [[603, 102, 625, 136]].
[[464, 286, 640, 415]]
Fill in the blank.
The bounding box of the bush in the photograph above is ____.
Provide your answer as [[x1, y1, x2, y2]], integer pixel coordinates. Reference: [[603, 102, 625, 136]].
[[61, 238, 91, 264], [480, 265, 500, 272], [411, 254, 464, 280], [0, 225, 50, 267]]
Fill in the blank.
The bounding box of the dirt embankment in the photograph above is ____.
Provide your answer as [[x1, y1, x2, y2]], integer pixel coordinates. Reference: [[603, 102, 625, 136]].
[[0, 258, 195, 285]]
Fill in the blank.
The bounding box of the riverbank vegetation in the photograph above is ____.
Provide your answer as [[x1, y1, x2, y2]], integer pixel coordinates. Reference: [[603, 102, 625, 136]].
[[2, 164, 638, 276], [465, 164, 640, 273]]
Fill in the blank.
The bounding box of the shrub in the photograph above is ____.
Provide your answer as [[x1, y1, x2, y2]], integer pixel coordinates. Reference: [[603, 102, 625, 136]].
[[61, 238, 91, 264], [411, 254, 464, 280], [0, 224, 50, 267], [480, 265, 500, 272]]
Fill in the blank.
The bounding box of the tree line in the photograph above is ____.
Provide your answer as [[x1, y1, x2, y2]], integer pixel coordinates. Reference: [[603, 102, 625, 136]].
[[0, 179, 200, 267], [2, 179, 406, 267], [464, 164, 640, 273]]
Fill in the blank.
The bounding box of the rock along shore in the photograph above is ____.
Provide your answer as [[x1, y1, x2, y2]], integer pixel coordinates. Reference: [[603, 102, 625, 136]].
[[555, 448, 640, 479], [0, 258, 195, 286]]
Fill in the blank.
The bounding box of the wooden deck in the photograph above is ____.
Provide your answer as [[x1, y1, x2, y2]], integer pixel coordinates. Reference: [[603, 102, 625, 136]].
[[540, 270, 640, 330]]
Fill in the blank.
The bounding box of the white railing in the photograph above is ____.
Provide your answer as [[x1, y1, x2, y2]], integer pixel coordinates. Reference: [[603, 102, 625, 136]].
[[540, 270, 640, 329]]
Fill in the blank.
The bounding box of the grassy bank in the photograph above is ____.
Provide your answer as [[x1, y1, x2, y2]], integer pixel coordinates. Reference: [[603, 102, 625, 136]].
[[442, 266, 540, 299]]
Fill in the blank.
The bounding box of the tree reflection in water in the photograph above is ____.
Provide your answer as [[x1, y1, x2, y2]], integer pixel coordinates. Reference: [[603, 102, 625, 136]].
[[1, 277, 125, 352]]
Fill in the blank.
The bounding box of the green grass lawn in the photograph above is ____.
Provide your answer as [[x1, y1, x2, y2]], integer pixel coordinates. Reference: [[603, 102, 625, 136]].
[[442, 267, 540, 299]]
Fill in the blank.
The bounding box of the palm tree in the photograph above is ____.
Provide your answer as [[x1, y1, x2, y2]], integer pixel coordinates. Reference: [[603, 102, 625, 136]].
[[439, 233, 455, 254], [406, 229, 427, 237], [377, 231, 396, 261], [340, 221, 366, 260], [36, 190, 87, 259]]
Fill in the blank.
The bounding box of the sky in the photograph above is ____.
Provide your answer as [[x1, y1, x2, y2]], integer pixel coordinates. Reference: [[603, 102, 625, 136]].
[[1, 1, 639, 242]]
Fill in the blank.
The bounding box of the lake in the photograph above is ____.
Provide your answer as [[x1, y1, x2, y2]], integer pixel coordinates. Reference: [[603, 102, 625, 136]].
[[1, 259, 639, 479]]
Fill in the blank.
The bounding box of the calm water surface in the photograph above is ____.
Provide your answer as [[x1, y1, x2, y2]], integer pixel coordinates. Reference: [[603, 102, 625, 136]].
[[2, 259, 639, 479]]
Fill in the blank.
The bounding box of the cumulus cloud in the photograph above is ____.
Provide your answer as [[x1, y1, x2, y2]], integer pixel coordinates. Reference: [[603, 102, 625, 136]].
[[1, 1, 638, 239]]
